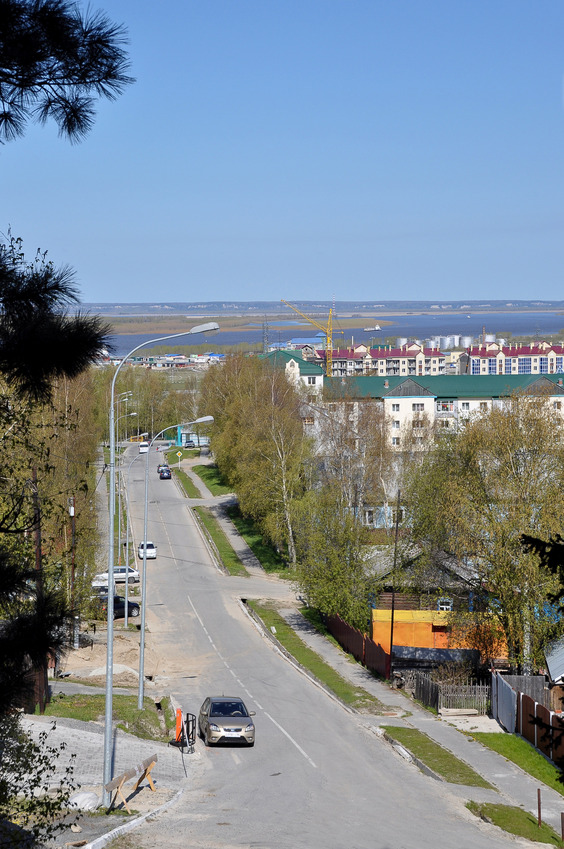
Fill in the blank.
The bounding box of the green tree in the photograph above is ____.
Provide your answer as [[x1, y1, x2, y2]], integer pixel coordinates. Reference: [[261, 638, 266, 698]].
[[406, 392, 564, 671], [0, 713, 76, 847], [202, 355, 310, 564], [0, 234, 110, 400], [0, 0, 132, 142], [293, 485, 372, 630]]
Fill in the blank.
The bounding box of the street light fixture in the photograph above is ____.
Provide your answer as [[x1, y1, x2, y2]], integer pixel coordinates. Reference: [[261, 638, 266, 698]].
[[137, 416, 213, 709], [103, 323, 218, 806]]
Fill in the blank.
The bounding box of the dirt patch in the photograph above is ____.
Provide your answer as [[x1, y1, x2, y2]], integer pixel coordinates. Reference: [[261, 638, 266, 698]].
[[58, 627, 165, 688]]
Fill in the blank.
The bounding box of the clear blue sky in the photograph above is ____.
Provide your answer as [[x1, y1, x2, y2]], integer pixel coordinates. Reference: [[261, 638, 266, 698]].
[[2, 0, 564, 304]]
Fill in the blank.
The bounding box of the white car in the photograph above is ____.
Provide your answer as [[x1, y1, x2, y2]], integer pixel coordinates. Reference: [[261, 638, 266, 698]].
[[137, 541, 157, 560], [93, 566, 140, 584]]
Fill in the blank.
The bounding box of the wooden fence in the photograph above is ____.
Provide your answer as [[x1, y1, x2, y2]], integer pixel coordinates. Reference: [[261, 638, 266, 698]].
[[517, 692, 564, 766], [326, 615, 390, 679], [414, 672, 490, 714]]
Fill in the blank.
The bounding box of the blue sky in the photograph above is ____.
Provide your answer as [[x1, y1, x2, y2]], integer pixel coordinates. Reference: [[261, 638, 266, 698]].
[[2, 0, 564, 303]]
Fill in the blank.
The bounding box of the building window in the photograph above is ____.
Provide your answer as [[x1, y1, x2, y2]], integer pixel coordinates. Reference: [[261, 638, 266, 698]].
[[412, 419, 424, 428], [556, 357, 563, 373], [302, 416, 314, 425], [505, 358, 513, 374], [461, 402, 470, 411], [518, 358, 532, 374], [480, 402, 488, 411], [554, 401, 562, 411], [391, 403, 400, 412], [307, 376, 316, 385], [392, 420, 400, 429], [412, 403, 424, 412], [392, 436, 400, 446], [436, 401, 454, 412], [488, 358, 497, 374], [437, 597, 453, 612], [439, 419, 449, 428], [471, 359, 481, 375], [539, 357, 548, 374]]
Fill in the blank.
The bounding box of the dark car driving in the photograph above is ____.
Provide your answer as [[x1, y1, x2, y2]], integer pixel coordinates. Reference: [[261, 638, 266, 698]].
[[159, 467, 171, 479]]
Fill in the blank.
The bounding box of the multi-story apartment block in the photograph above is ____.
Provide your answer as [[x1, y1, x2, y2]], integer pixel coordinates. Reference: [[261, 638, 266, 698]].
[[313, 374, 564, 449], [465, 340, 564, 376], [261, 350, 324, 398], [313, 343, 445, 377]]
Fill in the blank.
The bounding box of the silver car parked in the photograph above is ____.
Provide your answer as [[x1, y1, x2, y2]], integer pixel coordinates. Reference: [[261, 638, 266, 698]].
[[198, 696, 255, 746]]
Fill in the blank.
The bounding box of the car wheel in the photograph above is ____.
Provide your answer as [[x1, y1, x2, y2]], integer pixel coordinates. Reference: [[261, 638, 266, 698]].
[[204, 729, 212, 747], [248, 740, 255, 747], [130, 606, 140, 617]]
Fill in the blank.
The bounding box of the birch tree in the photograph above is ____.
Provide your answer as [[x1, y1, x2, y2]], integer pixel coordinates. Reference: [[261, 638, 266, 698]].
[[406, 392, 564, 670]]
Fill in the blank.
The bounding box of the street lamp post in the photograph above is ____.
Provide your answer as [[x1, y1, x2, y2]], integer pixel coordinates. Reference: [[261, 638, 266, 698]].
[[122, 452, 140, 628], [137, 416, 213, 709], [116, 412, 137, 565], [102, 323, 218, 806]]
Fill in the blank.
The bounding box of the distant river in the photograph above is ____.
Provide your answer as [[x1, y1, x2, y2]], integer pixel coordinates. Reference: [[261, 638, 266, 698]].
[[107, 311, 564, 357]]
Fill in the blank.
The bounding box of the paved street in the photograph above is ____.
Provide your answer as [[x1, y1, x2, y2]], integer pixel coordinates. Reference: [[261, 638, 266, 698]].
[[28, 445, 564, 848]]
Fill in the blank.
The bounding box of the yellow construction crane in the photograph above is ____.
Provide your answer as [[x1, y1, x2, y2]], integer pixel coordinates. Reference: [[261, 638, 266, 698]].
[[281, 299, 343, 376]]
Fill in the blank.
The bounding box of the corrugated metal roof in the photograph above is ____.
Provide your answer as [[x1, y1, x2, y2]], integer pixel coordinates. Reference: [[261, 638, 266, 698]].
[[326, 374, 564, 400], [544, 635, 564, 683]]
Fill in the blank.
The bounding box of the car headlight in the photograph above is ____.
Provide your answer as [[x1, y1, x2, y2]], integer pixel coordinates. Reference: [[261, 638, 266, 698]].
[[244, 723, 255, 732], [209, 723, 220, 732]]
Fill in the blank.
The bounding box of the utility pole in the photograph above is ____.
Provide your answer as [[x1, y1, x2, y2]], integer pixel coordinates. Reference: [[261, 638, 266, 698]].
[[31, 467, 46, 714], [388, 489, 401, 681], [69, 496, 79, 649]]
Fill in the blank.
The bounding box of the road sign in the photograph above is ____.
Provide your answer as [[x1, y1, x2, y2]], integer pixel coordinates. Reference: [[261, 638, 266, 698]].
[[177, 451, 183, 458]]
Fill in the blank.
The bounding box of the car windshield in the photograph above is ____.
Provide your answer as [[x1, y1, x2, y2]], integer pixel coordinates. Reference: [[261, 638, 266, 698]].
[[210, 701, 247, 717]]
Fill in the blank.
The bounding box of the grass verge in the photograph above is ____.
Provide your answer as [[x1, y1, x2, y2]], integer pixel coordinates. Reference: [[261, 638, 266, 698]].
[[192, 464, 233, 495], [247, 601, 385, 713], [172, 466, 202, 498], [193, 505, 248, 576], [471, 732, 564, 796], [40, 694, 175, 742], [165, 448, 199, 464], [382, 726, 493, 788], [226, 505, 288, 574], [467, 801, 562, 845]]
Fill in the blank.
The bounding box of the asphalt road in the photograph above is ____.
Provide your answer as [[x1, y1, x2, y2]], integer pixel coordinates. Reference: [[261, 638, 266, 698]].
[[122, 446, 512, 849]]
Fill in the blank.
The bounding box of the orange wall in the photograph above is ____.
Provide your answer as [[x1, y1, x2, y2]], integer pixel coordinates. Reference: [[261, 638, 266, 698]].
[[372, 610, 450, 652]]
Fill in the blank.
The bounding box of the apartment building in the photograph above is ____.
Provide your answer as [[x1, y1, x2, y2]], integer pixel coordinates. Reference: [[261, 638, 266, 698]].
[[317, 373, 564, 449], [260, 350, 324, 396], [313, 342, 445, 377], [466, 340, 564, 376]]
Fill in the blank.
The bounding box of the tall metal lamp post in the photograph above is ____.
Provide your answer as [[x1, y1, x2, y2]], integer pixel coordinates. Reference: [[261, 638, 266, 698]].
[[137, 416, 213, 709], [102, 323, 218, 806]]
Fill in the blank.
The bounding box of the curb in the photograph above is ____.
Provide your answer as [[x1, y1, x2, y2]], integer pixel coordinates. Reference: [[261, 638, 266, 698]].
[[378, 728, 446, 782], [83, 786, 186, 849]]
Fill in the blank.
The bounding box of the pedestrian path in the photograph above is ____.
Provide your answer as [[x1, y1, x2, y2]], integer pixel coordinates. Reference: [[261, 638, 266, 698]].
[[44, 451, 564, 845], [185, 458, 564, 832], [277, 607, 564, 832]]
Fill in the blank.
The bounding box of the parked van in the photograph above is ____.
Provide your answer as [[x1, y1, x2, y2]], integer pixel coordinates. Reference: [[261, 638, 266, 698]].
[[139, 441, 149, 454]]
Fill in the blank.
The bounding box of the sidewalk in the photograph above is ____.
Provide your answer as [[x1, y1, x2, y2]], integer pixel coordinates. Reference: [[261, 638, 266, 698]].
[[35, 454, 564, 845], [23, 712, 195, 848], [275, 607, 564, 832], [186, 456, 564, 832]]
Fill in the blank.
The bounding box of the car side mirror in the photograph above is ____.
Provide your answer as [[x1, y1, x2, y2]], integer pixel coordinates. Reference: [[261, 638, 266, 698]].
[[249, 711, 256, 716]]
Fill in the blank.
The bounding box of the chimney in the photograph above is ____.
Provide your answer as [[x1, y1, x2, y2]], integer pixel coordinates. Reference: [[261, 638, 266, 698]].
[[558, 379, 563, 387], [384, 380, 389, 388]]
